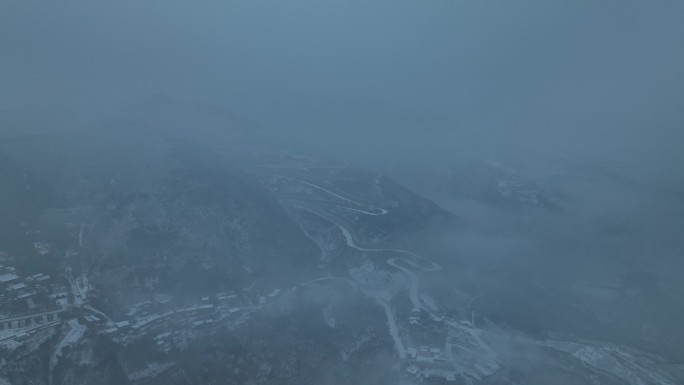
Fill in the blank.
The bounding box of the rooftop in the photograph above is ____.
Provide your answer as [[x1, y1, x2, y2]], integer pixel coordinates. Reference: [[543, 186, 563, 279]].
[[9, 282, 27, 290], [0, 273, 19, 283]]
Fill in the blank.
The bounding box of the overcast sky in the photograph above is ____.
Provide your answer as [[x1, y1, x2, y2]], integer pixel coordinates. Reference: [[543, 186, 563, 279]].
[[2, 0, 683, 186]]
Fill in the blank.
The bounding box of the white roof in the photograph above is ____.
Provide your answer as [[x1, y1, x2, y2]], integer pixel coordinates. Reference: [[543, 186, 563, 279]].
[[0, 273, 18, 283], [9, 282, 27, 290], [155, 332, 172, 339]]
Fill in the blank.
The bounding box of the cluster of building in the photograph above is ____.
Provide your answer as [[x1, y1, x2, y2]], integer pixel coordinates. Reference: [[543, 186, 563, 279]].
[[99, 287, 285, 351], [32, 242, 51, 256], [401, 298, 499, 383], [0, 254, 67, 312], [0, 250, 71, 349], [2, 240, 291, 353], [404, 346, 459, 382], [0, 268, 66, 310]]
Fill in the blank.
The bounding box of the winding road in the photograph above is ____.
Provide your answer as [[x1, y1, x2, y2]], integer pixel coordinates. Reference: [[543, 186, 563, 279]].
[[272, 174, 389, 215], [276, 175, 446, 360]]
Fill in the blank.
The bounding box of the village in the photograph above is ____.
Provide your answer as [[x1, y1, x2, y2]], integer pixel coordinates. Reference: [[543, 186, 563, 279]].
[[0, 243, 287, 357], [1, 231, 500, 385], [0, 245, 70, 348], [98, 286, 283, 351]]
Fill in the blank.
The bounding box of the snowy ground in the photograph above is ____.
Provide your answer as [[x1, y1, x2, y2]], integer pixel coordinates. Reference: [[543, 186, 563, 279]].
[[50, 319, 86, 379]]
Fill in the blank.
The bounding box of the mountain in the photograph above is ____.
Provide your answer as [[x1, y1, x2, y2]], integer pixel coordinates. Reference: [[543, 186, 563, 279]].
[[1, 102, 682, 385], [0, 102, 457, 385]]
